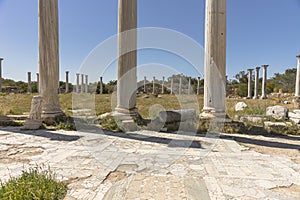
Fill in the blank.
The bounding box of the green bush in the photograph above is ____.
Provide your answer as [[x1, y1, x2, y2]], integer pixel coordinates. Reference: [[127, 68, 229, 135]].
[[0, 165, 67, 200]]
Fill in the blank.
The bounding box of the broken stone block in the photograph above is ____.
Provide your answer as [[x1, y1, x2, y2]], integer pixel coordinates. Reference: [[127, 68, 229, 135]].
[[266, 105, 288, 120], [22, 96, 43, 130]]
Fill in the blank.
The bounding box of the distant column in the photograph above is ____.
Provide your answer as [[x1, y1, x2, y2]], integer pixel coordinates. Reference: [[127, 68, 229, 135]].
[[38, 0, 63, 123], [247, 69, 253, 99], [179, 76, 182, 95], [197, 77, 200, 95], [81, 74, 84, 93], [85, 75, 88, 93], [295, 55, 300, 96], [143, 76, 147, 93], [100, 76, 103, 94], [65, 71, 69, 93], [162, 76, 165, 94], [28, 72, 32, 93], [188, 77, 191, 95], [76, 73, 79, 93], [253, 67, 260, 99], [0, 58, 3, 92], [261, 65, 268, 99], [170, 77, 174, 94], [36, 73, 39, 93], [152, 76, 155, 94]]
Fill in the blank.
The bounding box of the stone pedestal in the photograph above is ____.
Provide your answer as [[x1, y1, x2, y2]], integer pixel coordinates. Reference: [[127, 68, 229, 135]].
[[295, 55, 300, 96], [0, 58, 3, 93], [76, 73, 80, 93], [65, 71, 69, 93], [253, 67, 260, 99], [27, 72, 32, 93], [22, 96, 43, 130], [115, 0, 138, 131], [202, 0, 227, 116], [38, 0, 63, 124], [261, 65, 268, 99], [247, 69, 253, 99]]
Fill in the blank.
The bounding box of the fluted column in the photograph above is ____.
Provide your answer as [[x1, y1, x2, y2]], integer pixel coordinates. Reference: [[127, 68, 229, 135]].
[[76, 73, 79, 93], [38, 0, 63, 122], [99, 76, 103, 94], [253, 67, 260, 99], [247, 69, 253, 99], [202, 0, 227, 115], [295, 55, 300, 96], [261, 65, 268, 99], [115, 0, 137, 114], [28, 72, 32, 93], [162, 76, 165, 94], [0, 58, 3, 93], [65, 71, 69, 93]]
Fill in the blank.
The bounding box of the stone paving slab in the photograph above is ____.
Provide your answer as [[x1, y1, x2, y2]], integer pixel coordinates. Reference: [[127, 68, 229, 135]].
[[0, 126, 299, 199]]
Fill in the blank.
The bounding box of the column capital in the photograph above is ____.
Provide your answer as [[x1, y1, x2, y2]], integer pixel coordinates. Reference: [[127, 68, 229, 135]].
[[247, 68, 253, 72], [66, 71, 69, 74], [262, 64, 269, 68], [76, 73, 79, 76], [255, 66, 260, 70], [0, 58, 3, 61]]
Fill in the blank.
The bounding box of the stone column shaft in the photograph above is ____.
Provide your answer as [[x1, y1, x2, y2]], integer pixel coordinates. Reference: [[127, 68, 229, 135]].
[[116, 0, 137, 112], [261, 65, 268, 99], [65, 71, 69, 93], [188, 77, 191, 95], [143, 76, 146, 93], [247, 69, 253, 98], [81, 74, 84, 93], [162, 76, 165, 94], [197, 77, 200, 95], [99, 76, 103, 94], [203, 0, 227, 114], [295, 55, 300, 96], [0, 58, 3, 93], [152, 76, 155, 94], [253, 67, 260, 99], [38, 0, 62, 120], [85, 75, 88, 93], [28, 72, 32, 93], [76, 73, 79, 93], [170, 78, 174, 94], [179, 77, 182, 95]]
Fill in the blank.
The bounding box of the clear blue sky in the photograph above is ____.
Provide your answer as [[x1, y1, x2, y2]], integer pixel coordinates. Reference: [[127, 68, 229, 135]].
[[0, 0, 300, 83]]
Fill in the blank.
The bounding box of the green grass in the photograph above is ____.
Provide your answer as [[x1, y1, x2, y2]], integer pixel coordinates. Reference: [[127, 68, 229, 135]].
[[0, 165, 67, 200]]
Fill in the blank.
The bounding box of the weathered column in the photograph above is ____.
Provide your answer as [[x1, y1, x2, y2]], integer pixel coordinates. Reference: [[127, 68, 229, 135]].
[[152, 76, 155, 94], [197, 77, 200, 95], [253, 67, 260, 99], [36, 73, 39, 93], [28, 72, 32, 93], [261, 65, 268, 99], [143, 76, 147, 93], [38, 0, 63, 123], [65, 71, 69, 93], [170, 77, 174, 94], [76, 73, 80, 93], [0, 58, 3, 93], [295, 55, 300, 96], [99, 76, 103, 94], [115, 0, 137, 115], [188, 77, 191, 95], [202, 0, 226, 116], [247, 69, 253, 99], [162, 76, 165, 94], [81, 74, 84, 93], [179, 76, 182, 95], [85, 75, 88, 93]]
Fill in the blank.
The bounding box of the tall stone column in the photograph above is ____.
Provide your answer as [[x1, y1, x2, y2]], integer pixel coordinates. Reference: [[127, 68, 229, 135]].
[[36, 73, 39, 93], [99, 76, 103, 94], [81, 74, 84, 93], [28, 72, 32, 93], [143, 76, 147, 93], [261, 65, 268, 99], [65, 71, 69, 93], [0, 58, 3, 93], [152, 76, 155, 94], [202, 0, 227, 116], [295, 55, 300, 96], [38, 0, 63, 123], [76, 73, 79, 93], [85, 75, 88, 93], [197, 77, 200, 95], [247, 69, 253, 98], [188, 77, 191, 95], [170, 77, 173, 94], [179, 76, 182, 95], [162, 76, 165, 94], [115, 0, 137, 115], [253, 67, 260, 99]]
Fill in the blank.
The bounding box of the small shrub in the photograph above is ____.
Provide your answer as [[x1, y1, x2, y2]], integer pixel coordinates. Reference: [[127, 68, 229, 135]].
[[99, 115, 122, 132], [0, 165, 67, 200]]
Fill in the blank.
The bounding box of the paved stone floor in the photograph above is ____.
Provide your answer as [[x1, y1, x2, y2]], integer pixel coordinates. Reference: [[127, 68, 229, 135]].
[[0, 126, 299, 199]]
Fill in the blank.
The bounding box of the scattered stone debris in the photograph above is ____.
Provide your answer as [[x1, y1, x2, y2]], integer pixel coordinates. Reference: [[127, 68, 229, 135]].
[[266, 105, 288, 120], [235, 102, 248, 111]]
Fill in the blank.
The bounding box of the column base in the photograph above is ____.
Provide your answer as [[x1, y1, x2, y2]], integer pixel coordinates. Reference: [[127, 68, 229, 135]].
[[252, 96, 259, 99], [260, 95, 267, 99], [42, 110, 65, 125], [112, 107, 140, 132]]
